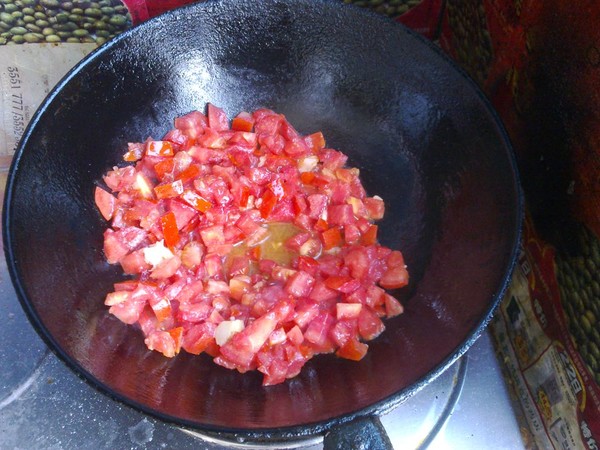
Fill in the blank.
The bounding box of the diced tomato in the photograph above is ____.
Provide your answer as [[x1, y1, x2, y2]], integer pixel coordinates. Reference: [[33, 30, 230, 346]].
[[285, 271, 315, 297], [181, 189, 212, 213], [328, 204, 355, 226], [200, 224, 225, 247], [95, 186, 116, 221], [123, 142, 144, 162], [321, 149, 348, 171], [149, 296, 172, 322], [207, 103, 229, 132], [384, 293, 404, 317], [103, 227, 147, 264], [120, 249, 151, 274], [358, 308, 385, 341], [175, 163, 200, 183], [329, 319, 357, 347], [254, 113, 282, 135], [231, 111, 255, 132], [321, 227, 343, 250], [259, 189, 277, 219], [104, 165, 136, 192], [163, 128, 189, 149], [365, 285, 386, 309], [154, 158, 175, 180], [308, 281, 339, 303], [336, 303, 362, 320], [160, 211, 180, 249], [307, 194, 328, 219], [304, 132, 326, 152], [364, 196, 385, 220], [174, 110, 207, 139], [96, 105, 408, 386], [108, 295, 146, 324], [154, 180, 184, 199], [380, 250, 408, 289], [104, 290, 130, 306], [387, 250, 405, 268], [304, 313, 335, 351], [168, 199, 197, 229], [150, 255, 181, 279], [183, 322, 217, 355], [286, 325, 304, 346], [197, 129, 227, 149], [145, 330, 178, 357], [336, 339, 368, 361], [146, 140, 174, 157], [284, 139, 309, 156], [325, 275, 360, 294], [260, 134, 285, 154], [361, 224, 378, 245]]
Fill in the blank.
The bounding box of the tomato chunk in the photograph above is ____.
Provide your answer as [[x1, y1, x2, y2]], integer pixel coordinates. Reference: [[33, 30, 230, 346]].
[[146, 140, 175, 157], [95, 186, 116, 221], [160, 211, 180, 249]]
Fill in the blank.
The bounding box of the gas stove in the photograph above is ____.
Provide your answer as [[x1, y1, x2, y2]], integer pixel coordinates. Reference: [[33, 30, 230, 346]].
[[0, 245, 524, 449]]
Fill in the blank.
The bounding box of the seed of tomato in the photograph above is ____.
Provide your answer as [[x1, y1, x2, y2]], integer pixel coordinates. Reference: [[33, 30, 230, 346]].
[[161, 211, 180, 249]]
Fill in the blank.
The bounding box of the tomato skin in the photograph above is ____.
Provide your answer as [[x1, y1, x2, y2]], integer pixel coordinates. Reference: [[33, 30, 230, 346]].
[[97, 106, 408, 385]]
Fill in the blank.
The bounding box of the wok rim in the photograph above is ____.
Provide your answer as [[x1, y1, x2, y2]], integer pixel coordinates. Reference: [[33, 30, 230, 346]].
[[2, 0, 524, 439]]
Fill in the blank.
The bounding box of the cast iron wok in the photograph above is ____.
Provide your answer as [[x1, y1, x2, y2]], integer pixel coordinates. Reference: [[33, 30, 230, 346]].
[[2, 0, 522, 446]]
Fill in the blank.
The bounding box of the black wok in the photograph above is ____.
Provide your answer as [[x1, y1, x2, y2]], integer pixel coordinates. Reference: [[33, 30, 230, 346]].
[[2, 0, 522, 447]]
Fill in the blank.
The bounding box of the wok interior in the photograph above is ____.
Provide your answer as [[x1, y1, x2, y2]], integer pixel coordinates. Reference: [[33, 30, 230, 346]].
[[5, 0, 520, 432]]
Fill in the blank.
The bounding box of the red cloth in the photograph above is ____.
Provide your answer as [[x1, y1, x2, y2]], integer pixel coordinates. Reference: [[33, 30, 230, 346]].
[[122, 0, 199, 25]]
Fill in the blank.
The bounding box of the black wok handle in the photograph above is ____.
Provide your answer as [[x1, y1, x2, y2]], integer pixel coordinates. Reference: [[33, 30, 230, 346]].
[[323, 416, 393, 450]]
